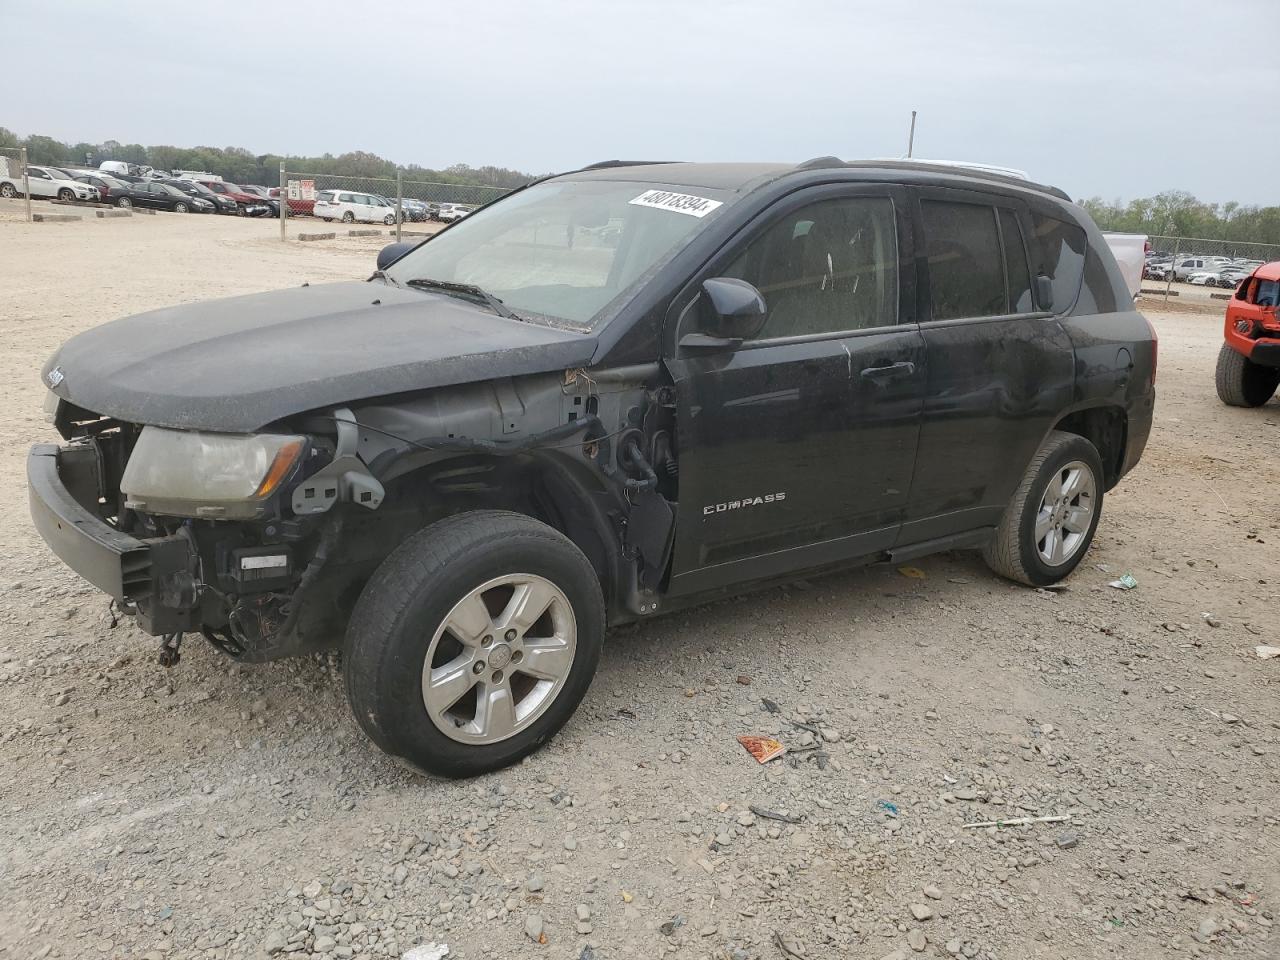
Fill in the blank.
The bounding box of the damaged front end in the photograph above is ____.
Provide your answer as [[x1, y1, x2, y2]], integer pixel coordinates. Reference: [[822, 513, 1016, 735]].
[[30, 366, 678, 664]]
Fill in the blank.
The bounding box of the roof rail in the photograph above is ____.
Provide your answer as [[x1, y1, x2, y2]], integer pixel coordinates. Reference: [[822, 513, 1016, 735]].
[[579, 160, 678, 171], [845, 158, 1070, 202]]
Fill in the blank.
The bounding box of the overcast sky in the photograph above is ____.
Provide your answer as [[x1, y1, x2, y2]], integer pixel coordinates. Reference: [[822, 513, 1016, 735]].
[[7, 0, 1277, 205]]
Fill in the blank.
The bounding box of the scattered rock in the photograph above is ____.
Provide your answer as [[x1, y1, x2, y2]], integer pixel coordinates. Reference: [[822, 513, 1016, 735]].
[[524, 915, 544, 942], [526, 873, 544, 893], [909, 903, 934, 921], [907, 929, 927, 952]]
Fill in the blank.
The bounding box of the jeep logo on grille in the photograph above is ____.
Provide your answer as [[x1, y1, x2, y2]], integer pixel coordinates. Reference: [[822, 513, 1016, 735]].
[[45, 366, 65, 388], [703, 492, 786, 516]]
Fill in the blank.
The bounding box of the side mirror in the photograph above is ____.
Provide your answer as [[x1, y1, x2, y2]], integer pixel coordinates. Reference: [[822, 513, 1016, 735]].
[[1036, 274, 1055, 311], [376, 241, 415, 271], [701, 277, 768, 340]]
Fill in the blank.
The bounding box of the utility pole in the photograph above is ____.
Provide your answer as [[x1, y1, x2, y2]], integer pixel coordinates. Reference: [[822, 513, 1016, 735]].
[[907, 110, 917, 158]]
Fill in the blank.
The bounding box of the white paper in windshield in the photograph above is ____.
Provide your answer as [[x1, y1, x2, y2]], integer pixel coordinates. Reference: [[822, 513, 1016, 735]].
[[628, 189, 723, 218]]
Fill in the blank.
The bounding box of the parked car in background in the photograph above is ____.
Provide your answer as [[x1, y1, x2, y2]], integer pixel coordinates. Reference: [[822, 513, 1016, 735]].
[[165, 179, 238, 214], [194, 179, 271, 216], [436, 202, 475, 222], [238, 185, 281, 217], [399, 198, 430, 222], [313, 190, 400, 224], [0, 164, 99, 202], [70, 172, 131, 203], [112, 181, 215, 213], [1173, 256, 1231, 281], [99, 160, 141, 178]]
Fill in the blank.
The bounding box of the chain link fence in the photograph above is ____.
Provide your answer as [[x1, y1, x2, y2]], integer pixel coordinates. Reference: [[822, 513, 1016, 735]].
[[278, 167, 512, 241], [0, 146, 32, 221], [1143, 234, 1280, 301]]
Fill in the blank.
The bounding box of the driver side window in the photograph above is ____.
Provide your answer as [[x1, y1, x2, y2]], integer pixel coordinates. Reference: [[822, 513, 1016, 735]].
[[723, 196, 899, 339]]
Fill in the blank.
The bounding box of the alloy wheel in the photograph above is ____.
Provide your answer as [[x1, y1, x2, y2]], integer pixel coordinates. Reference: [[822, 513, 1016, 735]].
[[1034, 460, 1096, 566], [421, 573, 577, 745]]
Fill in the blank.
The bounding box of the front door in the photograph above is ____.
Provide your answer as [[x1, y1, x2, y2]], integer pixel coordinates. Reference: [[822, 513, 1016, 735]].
[[665, 184, 925, 596]]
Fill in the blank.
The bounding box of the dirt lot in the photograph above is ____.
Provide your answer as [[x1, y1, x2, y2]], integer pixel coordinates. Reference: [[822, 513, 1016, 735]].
[[0, 210, 1277, 960]]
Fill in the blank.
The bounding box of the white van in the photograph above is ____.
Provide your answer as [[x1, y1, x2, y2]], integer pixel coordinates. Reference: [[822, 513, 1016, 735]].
[[313, 190, 399, 224], [99, 160, 135, 177]]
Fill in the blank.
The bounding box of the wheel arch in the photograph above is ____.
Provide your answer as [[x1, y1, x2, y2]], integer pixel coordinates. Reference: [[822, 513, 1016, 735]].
[[371, 450, 624, 609], [1049, 405, 1127, 490]]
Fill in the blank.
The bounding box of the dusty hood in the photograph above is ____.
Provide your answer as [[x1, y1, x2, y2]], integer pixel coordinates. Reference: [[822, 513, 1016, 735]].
[[43, 281, 598, 432]]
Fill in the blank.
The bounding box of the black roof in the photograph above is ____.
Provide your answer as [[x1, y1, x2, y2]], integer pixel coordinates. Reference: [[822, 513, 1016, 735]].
[[561, 158, 1070, 202]]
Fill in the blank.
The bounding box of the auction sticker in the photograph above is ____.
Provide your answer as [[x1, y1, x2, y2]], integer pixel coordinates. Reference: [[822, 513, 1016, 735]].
[[629, 189, 723, 218]]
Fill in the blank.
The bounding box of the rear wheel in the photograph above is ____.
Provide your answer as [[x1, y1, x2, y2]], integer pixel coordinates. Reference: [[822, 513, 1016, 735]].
[[983, 431, 1104, 587], [116, 196, 132, 208], [1216, 343, 1279, 407], [344, 511, 604, 778], [0, 183, 15, 198]]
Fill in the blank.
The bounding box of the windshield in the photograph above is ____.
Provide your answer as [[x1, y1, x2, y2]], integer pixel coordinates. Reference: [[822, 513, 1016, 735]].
[[385, 180, 733, 327]]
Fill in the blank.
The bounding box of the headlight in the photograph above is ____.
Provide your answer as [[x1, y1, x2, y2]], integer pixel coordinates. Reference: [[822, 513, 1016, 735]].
[[121, 427, 306, 519]]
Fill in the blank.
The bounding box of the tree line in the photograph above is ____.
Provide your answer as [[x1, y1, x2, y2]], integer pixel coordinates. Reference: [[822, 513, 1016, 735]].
[[1080, 190, 1280, 247], [0, 128, 536, 190]]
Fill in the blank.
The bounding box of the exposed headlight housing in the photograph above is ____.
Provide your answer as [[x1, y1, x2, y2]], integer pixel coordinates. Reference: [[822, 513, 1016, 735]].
[[121, 427, 306, 519]]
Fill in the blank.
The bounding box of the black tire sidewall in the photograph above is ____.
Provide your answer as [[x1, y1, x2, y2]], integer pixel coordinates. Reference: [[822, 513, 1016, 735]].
[[345, 521, 604, 778], [1012, 437, 1104, 585]]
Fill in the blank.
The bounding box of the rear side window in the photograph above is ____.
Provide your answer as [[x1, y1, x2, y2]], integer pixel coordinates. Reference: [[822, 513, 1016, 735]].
[[921, 200, 1005, 320], [1030, 213, 1086, 311]]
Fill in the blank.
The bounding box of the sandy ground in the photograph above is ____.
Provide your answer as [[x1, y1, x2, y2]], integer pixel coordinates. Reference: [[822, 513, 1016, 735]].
[[0, 210, 1277, 960]]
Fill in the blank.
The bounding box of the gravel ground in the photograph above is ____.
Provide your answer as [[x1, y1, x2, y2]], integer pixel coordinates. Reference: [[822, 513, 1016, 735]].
[[0, 211, 1277, 960]]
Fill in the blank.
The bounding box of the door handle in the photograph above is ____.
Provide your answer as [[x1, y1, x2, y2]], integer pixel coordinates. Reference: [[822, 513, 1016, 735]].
[[860, 360, 916, 381]]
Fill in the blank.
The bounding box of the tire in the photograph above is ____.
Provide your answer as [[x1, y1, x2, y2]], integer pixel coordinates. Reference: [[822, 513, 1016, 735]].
[[322, 217, 332, 222], [116, 196, 132, 208], [0, 182, 15, 199], [57, 188, 74, 202], [341, 211, 355, 223], [236, 204, 246, 217], [983, 431, 1104, 587], [1215, 342, 1279, 407], [384, 214, 396, 225], [175, 201, 188, 213], [344, 510, 605, 779]]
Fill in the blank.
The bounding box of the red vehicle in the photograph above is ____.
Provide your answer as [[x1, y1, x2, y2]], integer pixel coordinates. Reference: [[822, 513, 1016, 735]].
[[194, 179, 271, 216], [1216, 261, 1280, 407], [268, 186, 314, 217]]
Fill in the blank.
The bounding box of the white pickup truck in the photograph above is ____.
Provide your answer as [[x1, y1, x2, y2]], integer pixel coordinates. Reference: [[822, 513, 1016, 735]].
[[0, 160, 99, 202], [1102, 232, 1147, 300]]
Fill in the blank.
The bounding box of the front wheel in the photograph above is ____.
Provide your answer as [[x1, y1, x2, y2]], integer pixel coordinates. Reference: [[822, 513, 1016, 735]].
[[384, 214, 396, 225], [1216, 343, 1279, 407], [341, 211, 355, 223], [344, 511, 605, 779], [57, 188, 74, 202], [175, 201, 188, 213], [983, 431, 1104, 587]]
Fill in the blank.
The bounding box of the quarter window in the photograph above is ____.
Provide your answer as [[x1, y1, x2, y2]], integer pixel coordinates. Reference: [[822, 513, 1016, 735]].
[[723, 196, 899, 339], [921, 201, 1006, 320], [1030, 212, 1087, 311]]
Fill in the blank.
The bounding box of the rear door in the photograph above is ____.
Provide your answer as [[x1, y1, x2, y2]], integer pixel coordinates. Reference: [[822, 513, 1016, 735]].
[[666, 183, 926, 595], [900, 188, 1075, 544]]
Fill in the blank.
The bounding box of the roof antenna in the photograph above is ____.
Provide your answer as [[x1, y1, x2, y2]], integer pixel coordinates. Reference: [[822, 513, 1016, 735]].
[[907, 110, 918, 158]]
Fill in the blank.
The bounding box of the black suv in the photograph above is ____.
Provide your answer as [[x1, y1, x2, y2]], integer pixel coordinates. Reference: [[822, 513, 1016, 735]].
[[29, 159, 1156, 777]]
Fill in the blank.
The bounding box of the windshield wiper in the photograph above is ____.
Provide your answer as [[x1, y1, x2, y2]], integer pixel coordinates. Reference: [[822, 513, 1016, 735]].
[[405, 278, 521, 320]]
